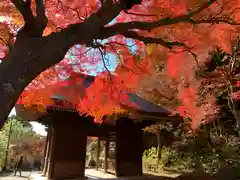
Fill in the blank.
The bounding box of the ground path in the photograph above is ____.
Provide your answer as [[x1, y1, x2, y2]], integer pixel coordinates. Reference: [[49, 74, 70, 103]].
[[0, 169, 116, 180], [29, 169, 117, 179], [0, 171, 32, 180], [0, 169, 178, 180]]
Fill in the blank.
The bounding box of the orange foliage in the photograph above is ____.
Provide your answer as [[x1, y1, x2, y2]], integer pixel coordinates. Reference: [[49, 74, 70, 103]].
[[86, 53, 152, 122], [1, 0, 240, 127]]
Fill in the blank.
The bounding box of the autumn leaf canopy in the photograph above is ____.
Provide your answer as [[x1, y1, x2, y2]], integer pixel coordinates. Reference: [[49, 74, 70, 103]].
[[1, 0, 240, 127]]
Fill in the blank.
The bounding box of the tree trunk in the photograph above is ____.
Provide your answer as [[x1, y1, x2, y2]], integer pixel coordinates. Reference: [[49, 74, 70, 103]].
[[0, 32, 74, 127], [0, 0, 124, 126], [156, 132, 161, 159], [0, 1, 124, 128], [0, 59, 32, 126], [156, 131, 161, 168], [227, 86, 240, 136]]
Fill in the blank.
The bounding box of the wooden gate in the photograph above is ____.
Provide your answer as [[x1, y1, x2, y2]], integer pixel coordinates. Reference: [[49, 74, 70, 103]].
[[97, 132, 116, 175]]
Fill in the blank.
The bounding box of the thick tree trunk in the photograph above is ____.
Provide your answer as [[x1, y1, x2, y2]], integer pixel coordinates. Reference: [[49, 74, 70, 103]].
[[0, 22, 111, 127], [0, 0, 124, 128], [0, 32, 73, 127]]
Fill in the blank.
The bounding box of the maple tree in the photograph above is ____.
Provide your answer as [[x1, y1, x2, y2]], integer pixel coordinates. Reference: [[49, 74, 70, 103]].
[[1, 0, 240, 127], [194, 38, 240, 134]]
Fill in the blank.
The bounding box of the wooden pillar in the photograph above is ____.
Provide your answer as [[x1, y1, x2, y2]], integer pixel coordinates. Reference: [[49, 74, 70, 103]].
[[51, 113, 87, 179], [96, 138, 100, 170], [47, 126, 56, 179], [115, 118, 143, 177], [42, 127, 51, 175], [104, 138, 109, 173], [42, 130, 49, 171]]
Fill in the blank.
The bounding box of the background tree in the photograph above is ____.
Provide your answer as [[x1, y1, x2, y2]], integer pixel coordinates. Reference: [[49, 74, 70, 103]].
[[189, 38, 240, 134], [0, 116, 41, 169], [1, 0, 240, 127]]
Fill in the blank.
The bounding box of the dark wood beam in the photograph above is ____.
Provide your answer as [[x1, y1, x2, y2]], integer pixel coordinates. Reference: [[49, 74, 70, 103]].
[[104, 139, 109, 173], [96, 137, 100, 170]]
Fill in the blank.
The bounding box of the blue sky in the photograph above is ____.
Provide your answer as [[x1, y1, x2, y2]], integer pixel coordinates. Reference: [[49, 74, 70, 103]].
[[6, 16, 139, 136], [7, 38, 138, 136], [8, 47, 119, 137], [67, 15, 138, 76]]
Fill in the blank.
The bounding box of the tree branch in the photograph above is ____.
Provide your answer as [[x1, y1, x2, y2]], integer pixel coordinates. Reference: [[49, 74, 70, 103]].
[[124, 11, 158, 18], [11, 0, 35, 24], [95, 0, 239, 50], [189, 17, 240, 25], [120, 31, 185, 49], [84, 0, 123, 27], [12, 0, 48, 36], [60, 0, 124, 45], [49, 0, 236, 53], [35, 0, 48, 32], [96, 0, 220, 40]]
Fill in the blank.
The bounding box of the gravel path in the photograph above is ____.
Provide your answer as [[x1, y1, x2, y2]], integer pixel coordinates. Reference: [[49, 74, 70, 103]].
[[0, 169, 176, 180], [0, 171, 32, 180]]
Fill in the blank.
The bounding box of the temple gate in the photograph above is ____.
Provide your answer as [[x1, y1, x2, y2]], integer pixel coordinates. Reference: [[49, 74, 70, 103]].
[[15, 74, 181, 179]]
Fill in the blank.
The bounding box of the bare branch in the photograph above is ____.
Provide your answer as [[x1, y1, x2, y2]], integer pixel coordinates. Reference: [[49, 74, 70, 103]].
[[11, 0, 48, 36], [35, 0, 48, 33], [57, 0, 86, 21], [11, 0, 35, 24], [120, 0, 143, 10], [96, 0, 226, 41], [124, 11, 157, 18], [98, 47, 112, 76], [187, 0, 217, 17], [189, 17, 240, 25], [103, 0, 217, 33], [48, 0, 236, 63], [94, 0, 238, 52], [120, 30, 185, 49], [84, 0, 122, 27], [59, 0, 124, 46]]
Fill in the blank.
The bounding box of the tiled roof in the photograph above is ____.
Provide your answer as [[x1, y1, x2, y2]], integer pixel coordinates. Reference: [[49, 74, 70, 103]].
[[50, 74, 171, 115]]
